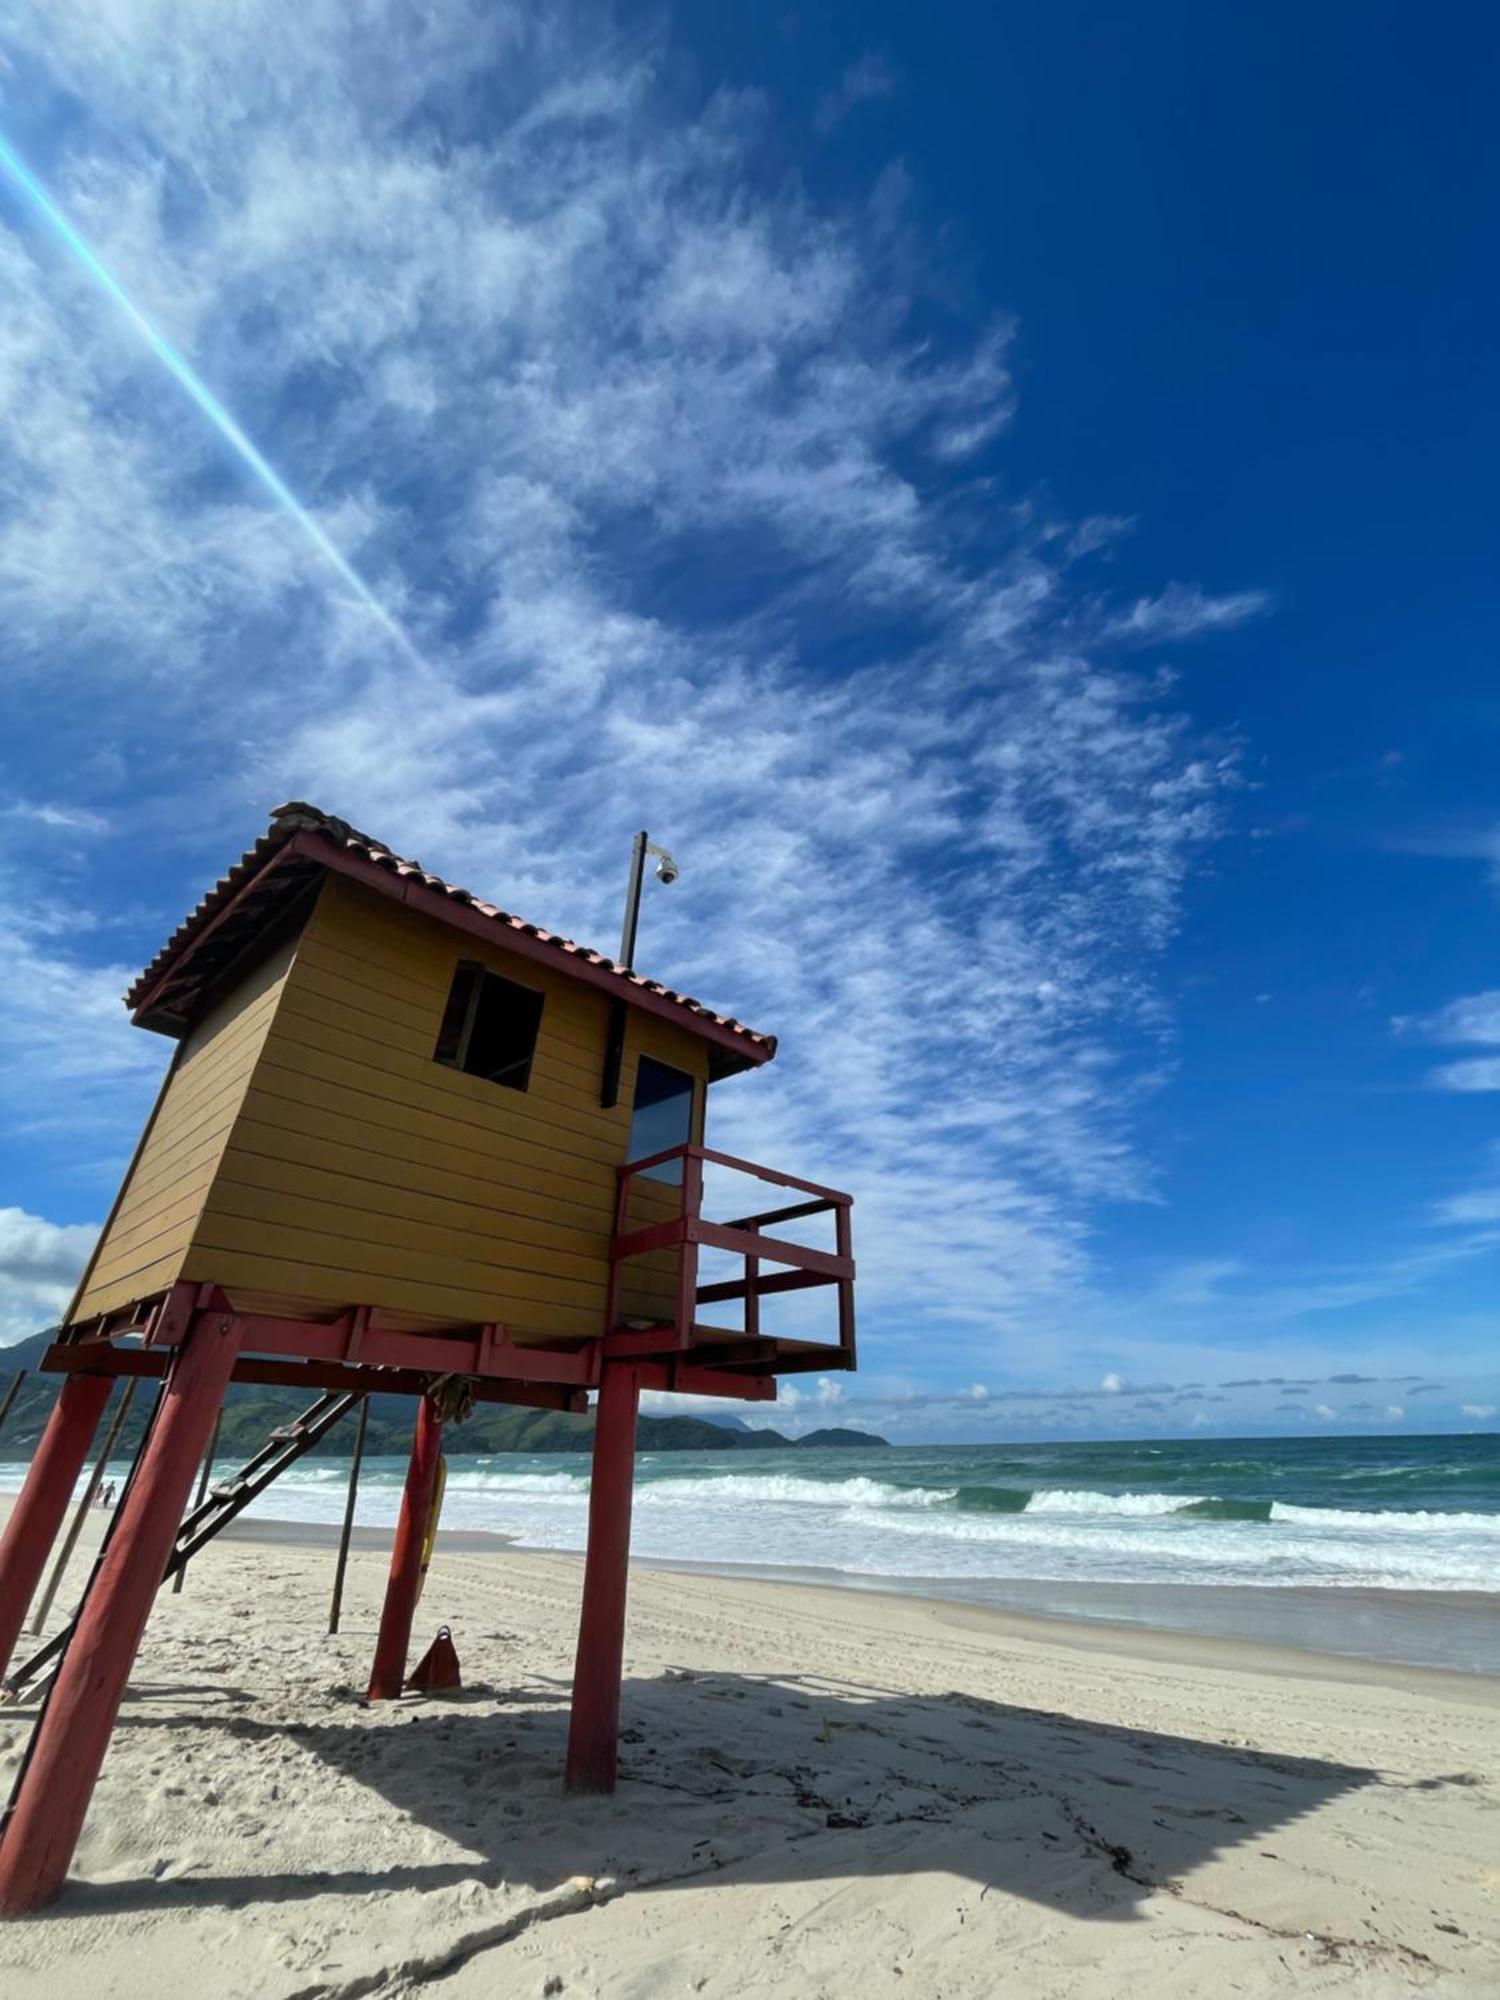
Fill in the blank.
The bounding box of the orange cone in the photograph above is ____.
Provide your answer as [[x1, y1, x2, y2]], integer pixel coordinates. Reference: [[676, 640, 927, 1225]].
[[404, 1625, 461, 1695]]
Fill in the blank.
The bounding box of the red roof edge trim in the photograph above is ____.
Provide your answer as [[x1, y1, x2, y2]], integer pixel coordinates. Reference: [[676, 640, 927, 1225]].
[[123, 803, 776, 1075], [297, 833, 775, 1075]]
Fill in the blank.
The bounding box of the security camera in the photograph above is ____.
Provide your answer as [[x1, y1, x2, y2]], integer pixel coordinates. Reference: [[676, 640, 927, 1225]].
[[654, 854, 679, 885]]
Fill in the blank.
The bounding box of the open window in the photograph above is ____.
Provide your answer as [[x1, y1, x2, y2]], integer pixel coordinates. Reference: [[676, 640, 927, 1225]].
[[433, 960, 544, 1091], [627, 1055, 696, 1181]]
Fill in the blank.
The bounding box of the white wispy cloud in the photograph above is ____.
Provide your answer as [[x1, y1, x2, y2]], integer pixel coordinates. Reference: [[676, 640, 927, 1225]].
[[1399, 990, 1500, 1044], [1387, 822, 1500, 889], [777, 1377, 847, 1413], [815, 55, 895, 134], [1424, 1136, 1500, 1231], [1429, 1058, 1500, 1093], [1395, 989, 1500, 1092], [0, 1205, 97, 1340], [1105, 582, 1270, 646], [3, 800, 110, 832], [0, 888, 167, 1155], [0, 3, 1262, 1375]]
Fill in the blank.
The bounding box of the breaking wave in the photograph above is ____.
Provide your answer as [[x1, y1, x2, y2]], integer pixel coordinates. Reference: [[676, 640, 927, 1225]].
[[16, 1436, 1493, 1598]]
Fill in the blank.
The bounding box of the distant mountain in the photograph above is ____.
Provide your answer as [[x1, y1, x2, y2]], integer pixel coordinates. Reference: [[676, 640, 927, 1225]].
[[794, 1426, 890, 1449], [0, 1334, 885, 1461]]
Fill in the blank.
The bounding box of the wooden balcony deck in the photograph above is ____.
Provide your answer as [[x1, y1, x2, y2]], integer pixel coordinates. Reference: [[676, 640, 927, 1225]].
[[604, 1143, 856, 1378]]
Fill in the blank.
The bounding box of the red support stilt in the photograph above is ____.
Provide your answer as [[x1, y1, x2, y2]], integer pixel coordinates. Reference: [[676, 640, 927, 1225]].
[[366, 1394, 444, 1702], [565, 1362, 641, 1793], [0, 1311, 241, 1916], [0, 1372, 112, 1679]]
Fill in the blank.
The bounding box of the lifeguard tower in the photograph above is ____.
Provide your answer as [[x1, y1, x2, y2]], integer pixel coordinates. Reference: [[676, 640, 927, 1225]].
[[0, 803, 855, 1913]]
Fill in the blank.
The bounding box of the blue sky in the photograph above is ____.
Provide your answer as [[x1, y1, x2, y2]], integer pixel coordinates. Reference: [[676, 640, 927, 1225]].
[[0, 2, 1496, 1442]]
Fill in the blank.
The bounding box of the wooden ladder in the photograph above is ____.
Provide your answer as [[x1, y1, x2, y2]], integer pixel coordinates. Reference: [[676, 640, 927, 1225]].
[[2, 1389, 360, 1702]]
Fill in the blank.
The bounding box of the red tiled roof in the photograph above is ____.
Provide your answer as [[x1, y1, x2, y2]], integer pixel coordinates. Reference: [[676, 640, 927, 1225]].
[[125, 802, 776, 1072]]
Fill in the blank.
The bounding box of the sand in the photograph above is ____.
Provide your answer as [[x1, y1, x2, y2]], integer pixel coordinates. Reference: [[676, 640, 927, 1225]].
[[0, 1501, 1496, 1998]]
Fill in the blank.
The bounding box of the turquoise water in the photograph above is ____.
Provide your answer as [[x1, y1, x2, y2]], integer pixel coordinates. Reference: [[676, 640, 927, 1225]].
[[222, 1430, 1500, 1596], [8, 1431, 1496, 1593], [7, 1430, 1496, 1667]]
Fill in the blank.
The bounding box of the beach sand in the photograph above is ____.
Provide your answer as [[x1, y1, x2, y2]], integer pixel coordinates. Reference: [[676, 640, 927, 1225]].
[[0, 1500, 1496, 1998]]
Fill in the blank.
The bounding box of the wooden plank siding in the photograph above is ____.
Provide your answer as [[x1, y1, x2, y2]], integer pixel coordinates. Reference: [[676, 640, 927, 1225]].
[[164, 872, 712, 1336], [73, 939, 299, 1319]]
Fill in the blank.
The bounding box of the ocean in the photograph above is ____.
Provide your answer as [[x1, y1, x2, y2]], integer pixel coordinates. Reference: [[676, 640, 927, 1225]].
[[7, 1432, 1497, 1669]]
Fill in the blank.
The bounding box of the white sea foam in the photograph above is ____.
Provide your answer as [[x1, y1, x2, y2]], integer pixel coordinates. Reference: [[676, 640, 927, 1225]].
[[1270, 1502, 1500, 1535], [9, 1454, 1495, 1596], [633, 1474, 956, 1510], [1023, 1488, 1203, 1517], [451, 1470, 590, 1495], [836, 1504, 1500, 1590]]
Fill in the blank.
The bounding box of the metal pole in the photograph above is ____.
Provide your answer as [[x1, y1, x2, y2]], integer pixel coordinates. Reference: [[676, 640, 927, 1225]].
[[171, 1405, 223, 1594], [0, 1370, 26, 1444], [29, 1377, 137, 1636], [618, 829, 648, 970], [328, 1396, 369, 1635]]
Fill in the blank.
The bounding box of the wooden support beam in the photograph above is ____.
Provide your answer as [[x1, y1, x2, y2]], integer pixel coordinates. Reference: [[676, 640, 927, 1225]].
[[679, 1348, 849, 1379], [565, 1363, 641, 1793], [0, 1370, 27, 1444], [674, 1151, 703, 1352], [600, 1326, 681, 1359], [723, 1195, 833, 1231], [694, 1267, 833, 1306], [42, 1340, 589, 1410], [328, 1398, 370, 1637], [610, 1216, 687, 1263], [691, 1221, 852, 1279], [612, 1217, 851, 1279], [29, 1377, 138, 1637], [366, 1396, 444, 1701], [835, 1202, 856, 1368], [0, 1310, 242, 1915], [53, 1329, 766, 1401], [171, 1407, 223, 1595], [0, 1371, 112, 1679], [630, 1359, 777, 1399]]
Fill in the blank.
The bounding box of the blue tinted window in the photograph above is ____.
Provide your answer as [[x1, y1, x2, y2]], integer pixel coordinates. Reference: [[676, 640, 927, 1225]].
[[628, 1056, 694, 1181]]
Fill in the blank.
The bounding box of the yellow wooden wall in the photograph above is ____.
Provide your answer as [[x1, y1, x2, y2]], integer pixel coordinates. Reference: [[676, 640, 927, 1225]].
[[151, 872, 710, 1337], [72, 939, 298, 1320]]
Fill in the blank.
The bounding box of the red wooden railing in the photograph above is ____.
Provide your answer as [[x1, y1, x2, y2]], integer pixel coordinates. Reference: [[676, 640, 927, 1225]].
[[606, 1144, 855, 1369]]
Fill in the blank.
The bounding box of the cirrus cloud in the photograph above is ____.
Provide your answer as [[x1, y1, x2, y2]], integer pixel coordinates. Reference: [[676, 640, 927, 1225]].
[[0, 1, 1261, 1388]]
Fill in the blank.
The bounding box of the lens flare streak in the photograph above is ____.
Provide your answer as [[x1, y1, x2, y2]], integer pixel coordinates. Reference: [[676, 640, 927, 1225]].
[[0, 134, 420, 663]]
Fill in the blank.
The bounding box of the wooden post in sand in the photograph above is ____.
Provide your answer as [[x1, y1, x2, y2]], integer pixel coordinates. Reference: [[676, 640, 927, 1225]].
[[0, 1369, 26, 1443], [29, 1376, 138, 1636], [328, 1395, 370, 1635], [0, 1313, 242, 1915], [565, 1363, 641, 1792], [171, 1406, 223, 1595], [0, 1372, 112, 1679], [366, 1394, 444, 1701]]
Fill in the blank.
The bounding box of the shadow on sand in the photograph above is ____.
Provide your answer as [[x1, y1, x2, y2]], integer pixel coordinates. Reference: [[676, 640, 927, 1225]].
[[39, 1663, 1389, 1927]]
